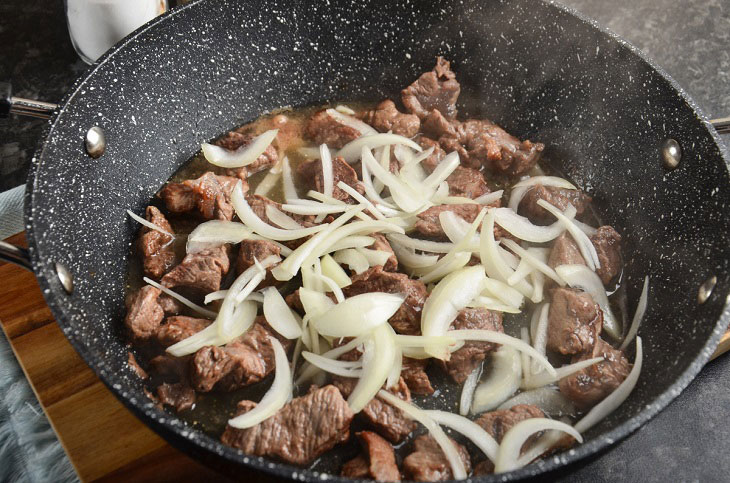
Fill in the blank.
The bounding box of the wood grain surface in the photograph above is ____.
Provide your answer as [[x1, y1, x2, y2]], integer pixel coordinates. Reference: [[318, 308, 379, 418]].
[[1, 232, 728, 481]]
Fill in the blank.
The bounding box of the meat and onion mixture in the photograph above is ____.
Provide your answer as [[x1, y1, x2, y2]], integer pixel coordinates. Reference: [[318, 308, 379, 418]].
[[125, 58, 647, 480]]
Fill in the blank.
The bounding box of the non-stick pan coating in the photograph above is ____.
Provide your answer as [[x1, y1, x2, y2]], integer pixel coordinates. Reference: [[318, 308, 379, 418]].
[[24, 0, 730, 480]]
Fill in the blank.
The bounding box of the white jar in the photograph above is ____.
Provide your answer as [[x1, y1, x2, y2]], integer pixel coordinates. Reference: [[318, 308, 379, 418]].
[[65, 0, 168, 64]]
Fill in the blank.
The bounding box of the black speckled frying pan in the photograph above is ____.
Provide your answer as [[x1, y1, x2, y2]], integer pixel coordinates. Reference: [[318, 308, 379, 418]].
[[1, 0, 729, 480]]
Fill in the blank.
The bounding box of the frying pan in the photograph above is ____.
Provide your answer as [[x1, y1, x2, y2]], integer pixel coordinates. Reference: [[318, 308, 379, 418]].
[[1, 0, 729, 480]]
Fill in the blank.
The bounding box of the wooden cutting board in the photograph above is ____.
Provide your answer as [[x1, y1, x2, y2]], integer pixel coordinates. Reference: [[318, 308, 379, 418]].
[[1, 232, 728, 481]]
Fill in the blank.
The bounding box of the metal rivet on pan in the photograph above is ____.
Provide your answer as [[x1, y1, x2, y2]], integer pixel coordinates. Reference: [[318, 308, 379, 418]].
[[55, 262, 74, 295], [85, 126, 106, 158], [661, 138, 681, 170], [697, 276, 717, 304]]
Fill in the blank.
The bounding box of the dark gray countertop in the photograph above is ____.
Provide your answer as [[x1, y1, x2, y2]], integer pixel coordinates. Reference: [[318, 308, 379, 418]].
[[1, 0, 728, 481]]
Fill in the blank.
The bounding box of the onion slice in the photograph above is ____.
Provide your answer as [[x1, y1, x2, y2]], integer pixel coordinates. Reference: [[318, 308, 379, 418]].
[[311, 293, 405, 338], [202, 129, 278, 168], [337, 133, 422, 163], [522, 357, 604, 390], [471, 345, 522, 413], [495, 418, 583, 473], [333, 248, 370, 274], [494, 207, 570, 243], [362, 147, 426, 213], [262, 286, 303, 339], [186, 220, 252, 254], [555, 264, 621, 339], [537, 199, 600, 270], [424, 409, 500, 463], [387, 233, 453, 253], [498, 387, 577, 418], [507, 176, 578, 212], [320, 254, 351, 288], [319, 143, 334, 198], [228, 337, 291, 428], [127, 209, 174, 239], [460, 365, 481, 415], [301, 351, 363, 377], [348, 324, 397, 412], [501, 238, 565, 285], [265, 204, 304, 229], [143, 277, 216, 318], [474, 190, 504, 205], [325, 108, 377, 136], [620, 276, 649, 350], [377, 390, 467, 479], [480, 210, 533, 297], [282, 156, 298, 201], [530, 303, 550, 374]]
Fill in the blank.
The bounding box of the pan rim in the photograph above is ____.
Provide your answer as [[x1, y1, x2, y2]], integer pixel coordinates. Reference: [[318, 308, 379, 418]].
[[22, 0, 730, 481]]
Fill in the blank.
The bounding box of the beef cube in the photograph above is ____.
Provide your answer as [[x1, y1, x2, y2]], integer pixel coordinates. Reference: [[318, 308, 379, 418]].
[[341, 431, 400, 482], [160, 172, 242, 221], [215, 130, 278, 179], [440, 308, 504, 383], [124, 286, 164, 342], [158, 294, 183, 315], [161, 245, 231, 294], [402, 57, 461, 120], [590, 226, 622, 285], [370, 233, 398, 271], [547, 288, 603, 355], [518, 185, 592, 225], [548, 232, 585, 269], [191, 317, 292, 392], [361, 99, 421, 137], [475, 404, 545, 443], [445, 166, 489, 199], [236, 239, 282, 288], [137, 206, 176, 279], [148, 354, 190, 383], [560, 338, 630, 409], [221, 385, 354, 466], [156, 382, 196, 412], [402, 434, 471, 482], [296, 155, 364, 203], [156, 316, 210, 348], [402, 357, 434, 395], [344, 266, 427, 335], [305, 109, 362, 148]]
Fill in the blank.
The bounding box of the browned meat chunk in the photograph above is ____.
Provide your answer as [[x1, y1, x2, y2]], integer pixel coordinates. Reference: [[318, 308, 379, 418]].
[[137, 206, 175, 279], [236, 239, 282, 288], [370, 233, 398, 271], [518, 185, 592, 225], [124, 286, 164, 342], [548, 232, 585, 269], [156, 316, 210, 348], [402, 57, 461, 120], [344, 266, 427, 335], [402, 434, 472, 482], [341, 431, 400, 482], [148, 354, 190, 383], [158, 294, 183, 315], [161, 245, 231, 294], [547, 288, 603, 355], [361, 99, 421, 137], [402, 357, 434, 395], [590, 226, 622, 285], [440, 308, 504, 383], [246, 194, 316, 228], [305, 109, 362, 148], [297, 155, 364, 203], [160, 172, 241, 221], [445, 166, 489, 199], [221, 385, 354, 466], [215, 130, 278, 179], [475, 404, 545, 443], [156, 382, 196, 412], [414, 203, 509, 242], [560, 338, 630, 409], [190, 317, 292, 392]]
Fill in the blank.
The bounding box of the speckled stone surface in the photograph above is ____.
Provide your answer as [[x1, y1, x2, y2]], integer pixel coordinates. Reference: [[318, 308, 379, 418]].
[[2, 0, 730, 481]]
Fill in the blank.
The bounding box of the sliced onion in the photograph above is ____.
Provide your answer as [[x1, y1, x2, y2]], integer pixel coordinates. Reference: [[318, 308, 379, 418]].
[[386, 345, 403, 389], [460, 364, 482, 415], [310, 271, 346, 303], [480, 210, 533, 298], [507, 258, 533, 286], [356, 248, 393, 267], [522, 357, 604, 390], [495, 418, 583, 473], [555, 264, 621, 340], [186, 220, 252, 254], [254, 169, 281, 197], [425, 409, 500, 463], [389, 240, 441, 269], [311, 293, 405, 338], [337, 133, 422, 163], [333, 248, 370, 274], [387, 233, 453, 253], [328, 235, 375, 252], [280, 202, 350, 215], [494, 207, 573, 244], [127, 209, 175, 239], [498, 387, 577, 418], [281, 156, 298, 201], [143, 277, 216, 318], [439, 211, 480, 252], [337, 181, 386, 220], [265, 204, 304, 229], [537, 199, 600, 270], [423, 151, 460, 191], [262, 286, 303, 339], [232, 181, 327, 241], [421, 266, 487, 359], [433, 196, 478, 205], [228, 337, 291, 428], [573, 218, 598, 236], [620, 276, 649, 350], [377, 390, 467, 480], [325, 108, 377, 137], [467, 296, 522, 314], [202, 129, 278, 168], [318, 143, 335, 199], [507, 176, 578, 212], [360, 150, 396, 208], [298, 287, 335, 318], [474, 190, 504, 205], [530, 303, 550, 375], [501, 240, 565, 288], [334, 105, 356, 115], [362, 147, 426, 213], [301, 351, 363, 377], [530, 270, 545, 304], [482, 278, 525, 309], [205, 290, 227, 304], [296, 335, 367, 384], [418, 251, 472, 284], [320, 254, 352, 288], [575, 337, 643, 433], [348, 324, 397, 412], [471, 345, 522, 413]]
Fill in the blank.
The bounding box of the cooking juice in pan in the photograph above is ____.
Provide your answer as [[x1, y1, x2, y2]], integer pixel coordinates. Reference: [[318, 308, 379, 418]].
[[124, 58, 644, 478]]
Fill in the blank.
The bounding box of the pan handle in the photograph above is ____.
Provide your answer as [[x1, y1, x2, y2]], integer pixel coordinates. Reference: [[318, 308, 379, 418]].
[[0, 241, 32, 270], [710, 117, 730, 135], [0, 81, 58, 120]]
